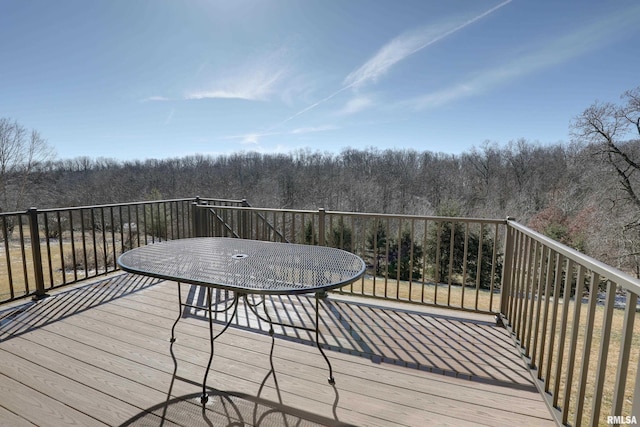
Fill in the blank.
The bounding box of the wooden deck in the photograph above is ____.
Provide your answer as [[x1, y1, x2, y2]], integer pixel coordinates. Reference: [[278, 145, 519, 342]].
[[0, 273, 555, 426]]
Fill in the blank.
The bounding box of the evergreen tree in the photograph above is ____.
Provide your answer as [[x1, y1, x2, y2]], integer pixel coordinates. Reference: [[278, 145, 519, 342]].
[[388, 229, 423, 281], [426, 206, 502, 289], [366, 222, 422, 280], [366, 220, 388, 276], [303, 220, 317, 245], [328, 218, 353, 251]]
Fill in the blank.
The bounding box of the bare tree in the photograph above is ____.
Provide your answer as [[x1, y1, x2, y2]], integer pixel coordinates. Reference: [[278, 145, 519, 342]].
[[571, 87, 640, 275], [0, 118, 56, 212], [571, 87, 640, 221]]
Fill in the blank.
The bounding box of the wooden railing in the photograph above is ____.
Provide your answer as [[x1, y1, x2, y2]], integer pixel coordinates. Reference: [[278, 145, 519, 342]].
[[193, 203, 506, 313], [2, 197, 639, 425], [0, 197, 245, 301], [503, 221, 640, 426]]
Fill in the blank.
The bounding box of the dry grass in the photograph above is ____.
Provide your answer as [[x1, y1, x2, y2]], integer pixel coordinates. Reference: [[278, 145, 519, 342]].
[[533, 299, 639, 426], [341, 276, 500, 312], [0, 234, 121, 300]]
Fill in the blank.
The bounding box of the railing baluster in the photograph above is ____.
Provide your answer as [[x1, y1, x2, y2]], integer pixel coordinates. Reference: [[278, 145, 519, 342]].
[[489, 223, 499, 312], [562, 264, 586, 424], [545, 253, 565, 394], [421, 219, 429, 304], [109, 207, 116, 266], [510, 231, 523, 332], [118, 205, 125, 249], [575, 272, 600, 426], [409, 218, 415, 301], [384, 217, 390, 299], [508, 230, 518, 327], [525, 240, 541, 357], [57, 211, 65, 284], [397, 218, 402, 300], [590, 280, 616, 426], [43, 211, 54, 288], [3, 217, 14, 299], [530, 245, 548, 369], [101, 208, 108, 272], [553, 259, 574, 408], [611, 290, 638, 419], [537, 247, 554, 378], [446, 220, 455, 307], [91, 208, 98, 276], [475, 222, 484, 311], [526, 238, 537, 345], [435, 220, 442, 292], [461, 222, 469, 308], [79, 208, 88, 278], [516, 234, 528, 343]]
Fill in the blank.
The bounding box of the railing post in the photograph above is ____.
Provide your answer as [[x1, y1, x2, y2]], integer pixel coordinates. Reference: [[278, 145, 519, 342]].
[[28, 207, 47, 300], [192, 202, 203, 237], [241, 199, 250, 239], [500, 218, 515, 322], [318, 208, 326, 246]]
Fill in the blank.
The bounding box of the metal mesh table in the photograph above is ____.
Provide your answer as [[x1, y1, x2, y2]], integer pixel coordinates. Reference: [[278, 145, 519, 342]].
[[117, 237, 366, 403]]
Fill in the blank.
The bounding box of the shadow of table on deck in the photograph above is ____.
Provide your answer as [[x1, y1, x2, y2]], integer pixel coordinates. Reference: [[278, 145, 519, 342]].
[[183, 286, 536, 392], [119, 390, 351, 427]]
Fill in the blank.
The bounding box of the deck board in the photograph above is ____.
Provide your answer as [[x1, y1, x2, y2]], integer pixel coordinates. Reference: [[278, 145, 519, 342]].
[[0, 273, 555, 426]]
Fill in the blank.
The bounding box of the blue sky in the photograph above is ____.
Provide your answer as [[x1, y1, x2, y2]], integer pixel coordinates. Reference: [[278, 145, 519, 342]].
[[1, 0, 639, 161]]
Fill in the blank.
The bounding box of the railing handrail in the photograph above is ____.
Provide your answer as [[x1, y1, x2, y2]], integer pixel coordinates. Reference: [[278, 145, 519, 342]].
[[508, 219, 640, 295], [194, 204, 507, 225], [0, 197, 246, 216]]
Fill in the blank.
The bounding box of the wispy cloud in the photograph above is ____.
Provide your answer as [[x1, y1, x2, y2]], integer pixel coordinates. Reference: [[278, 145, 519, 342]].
[[226, 124, 338, 145], [275, 0, 511, 127], [185, 67, 286, 101], [343, 0, 512, 90], [146, 50, 290, 102], [407, 2, 640, 110], [339, 96, 375, 115], [143, 96, 171, 102]]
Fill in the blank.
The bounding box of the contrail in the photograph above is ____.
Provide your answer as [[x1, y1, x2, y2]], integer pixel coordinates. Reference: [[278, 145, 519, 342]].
[[272, 0, 511, 129], [272, 86, 351, 129], [389, 0, 513, 71]]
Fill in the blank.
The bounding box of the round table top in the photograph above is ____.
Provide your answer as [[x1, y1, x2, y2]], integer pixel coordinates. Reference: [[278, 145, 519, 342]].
[[117, 237, 366, 295]]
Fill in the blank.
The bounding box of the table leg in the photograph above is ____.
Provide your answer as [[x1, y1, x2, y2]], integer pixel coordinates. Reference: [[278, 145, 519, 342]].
[[315, 294, 335, 385], [170, 282, 182, 343], [244, 293, 336, 384], [200, 288, 240, 404]]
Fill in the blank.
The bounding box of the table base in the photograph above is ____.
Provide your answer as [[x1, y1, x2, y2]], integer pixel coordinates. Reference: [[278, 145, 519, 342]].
[[171, 283, 336, 404]]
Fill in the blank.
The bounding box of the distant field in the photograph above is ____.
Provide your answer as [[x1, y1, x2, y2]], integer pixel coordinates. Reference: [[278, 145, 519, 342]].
[[0, 234, 120, 301]]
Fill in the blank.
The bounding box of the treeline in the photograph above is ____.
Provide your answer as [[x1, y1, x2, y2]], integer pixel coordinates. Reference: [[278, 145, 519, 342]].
[[24, 137, 636, 274], [27, 141, 569, 218], [0, 139, 628, 272]]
